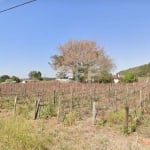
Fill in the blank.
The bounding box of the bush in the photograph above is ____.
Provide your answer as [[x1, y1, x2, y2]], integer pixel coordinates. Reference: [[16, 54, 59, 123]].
[[123, 72, 138, 83], [40, 104, 57, 118], [94, 71, 112, 83]]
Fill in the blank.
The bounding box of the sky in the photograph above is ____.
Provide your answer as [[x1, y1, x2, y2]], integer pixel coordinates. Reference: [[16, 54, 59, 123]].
[[0, 0, 150, 78]]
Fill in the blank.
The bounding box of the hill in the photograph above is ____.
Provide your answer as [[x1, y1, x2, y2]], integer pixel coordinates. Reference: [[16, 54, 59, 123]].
[[119, 63, 150, 77]]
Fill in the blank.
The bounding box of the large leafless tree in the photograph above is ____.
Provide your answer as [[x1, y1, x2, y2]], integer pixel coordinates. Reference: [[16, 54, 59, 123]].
[[50, 40, 115, 81]]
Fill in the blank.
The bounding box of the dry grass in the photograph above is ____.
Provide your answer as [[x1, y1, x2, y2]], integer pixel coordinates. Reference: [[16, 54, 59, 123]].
[[0, 80, 149, 149], [0, 108, 150, 150], [31, 117, 150, 150]]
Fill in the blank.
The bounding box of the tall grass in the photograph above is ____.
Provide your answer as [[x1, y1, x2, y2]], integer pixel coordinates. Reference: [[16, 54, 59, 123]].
[[0, 116, 52, 150]]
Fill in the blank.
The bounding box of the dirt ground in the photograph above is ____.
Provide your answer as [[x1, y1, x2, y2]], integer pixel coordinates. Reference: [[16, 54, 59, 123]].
[[31, 116, 150, 150]]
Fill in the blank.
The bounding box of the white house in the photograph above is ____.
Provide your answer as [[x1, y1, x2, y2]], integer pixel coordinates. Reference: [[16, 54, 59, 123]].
[[113, 74, 120, 84]]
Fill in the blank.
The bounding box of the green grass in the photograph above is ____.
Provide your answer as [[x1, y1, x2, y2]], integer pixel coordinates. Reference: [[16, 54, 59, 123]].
[[0, 116, 52, 150]]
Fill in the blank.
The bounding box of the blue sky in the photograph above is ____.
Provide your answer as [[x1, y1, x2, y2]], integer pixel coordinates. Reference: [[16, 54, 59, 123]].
[[0, 0, 149, 78]]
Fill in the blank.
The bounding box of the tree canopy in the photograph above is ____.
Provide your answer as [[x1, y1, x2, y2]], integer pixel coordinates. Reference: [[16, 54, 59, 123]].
[[50, 40, 115, 81], [123, 72, 138, 83], [11, 76, 21, 83], [0, 75, 21, 83], [0, 75, 10, 83], [28, 71, 42, 80]]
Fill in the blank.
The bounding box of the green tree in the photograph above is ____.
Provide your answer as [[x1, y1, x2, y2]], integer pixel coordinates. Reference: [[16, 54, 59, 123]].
[[0, 75, 10, 83], [28, 71, 42, 80], [50, 40, 115, 82], [123, 72, 137, 83], [94, 71, 112, 83], [11, 76, 21, 83]]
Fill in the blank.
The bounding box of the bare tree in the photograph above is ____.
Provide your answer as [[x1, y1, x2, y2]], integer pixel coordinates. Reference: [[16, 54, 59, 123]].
[[50, 40, 115, 81]]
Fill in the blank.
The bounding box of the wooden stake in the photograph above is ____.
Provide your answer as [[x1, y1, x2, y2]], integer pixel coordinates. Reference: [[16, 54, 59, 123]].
[[115, 90, 118, 112], [140, 89, 144, 116], [14, 96, 18, 115], [92, 101, 97, 125], [57, 96, 61, 123], [34, 99, 40, 120], [125, 106, 129, 130], [53, 90, 56, 105]]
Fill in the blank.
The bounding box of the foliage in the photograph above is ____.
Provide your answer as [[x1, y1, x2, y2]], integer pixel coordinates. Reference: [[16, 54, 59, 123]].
[[11, 76, 21, 83], [50, 40, 114, 81], [40, 104, 57, 118], [94, 71, 112, 83], [28, 71, 42, 80], [98, 109, 137, 134], [0, 75, 10, 83], [5, 78, 15, 83], [56, 71, 68, 79], [121, 121, 137, 134], [0, 75, 20, 83], [123, 72, 138, 83], [119, 63, 150, 77]]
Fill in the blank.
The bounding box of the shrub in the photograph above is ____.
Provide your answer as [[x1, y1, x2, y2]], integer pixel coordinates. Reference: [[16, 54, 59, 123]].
[[123, 72, 138, 83], [94, 71, 112, 83]]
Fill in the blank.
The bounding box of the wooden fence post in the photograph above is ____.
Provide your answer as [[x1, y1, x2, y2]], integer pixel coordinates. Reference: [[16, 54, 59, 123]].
[[57, 96, 61, 123], [125, 106, 129, 131], [92, 101, 97, 125], [140, 89, 144, 116], [90, 88, 93, 110], [14, 96, 18, 115], [34, 99, 40, 120], [115, 90, 118, 112], [53, 90, 56, 105]]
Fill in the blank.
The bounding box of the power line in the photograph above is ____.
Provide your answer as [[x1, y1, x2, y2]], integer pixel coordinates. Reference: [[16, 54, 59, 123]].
[[0, 0, 37, 14]]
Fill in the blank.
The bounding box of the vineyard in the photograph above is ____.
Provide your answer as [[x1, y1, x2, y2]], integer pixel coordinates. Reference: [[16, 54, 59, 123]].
[[0, 79, 150, 149]]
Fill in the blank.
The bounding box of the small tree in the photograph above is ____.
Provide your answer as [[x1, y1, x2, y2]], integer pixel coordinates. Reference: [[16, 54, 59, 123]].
[[28, 71, 42, 80]]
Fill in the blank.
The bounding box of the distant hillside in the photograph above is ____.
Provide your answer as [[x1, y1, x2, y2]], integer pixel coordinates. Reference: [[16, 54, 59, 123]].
[[119, 63, 150, 77]]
